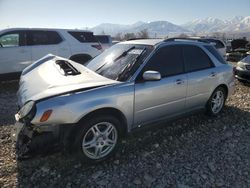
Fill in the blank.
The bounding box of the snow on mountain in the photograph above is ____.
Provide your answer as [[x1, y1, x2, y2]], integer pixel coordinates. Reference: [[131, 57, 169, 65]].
[[182, 18, 226, 33], [241, 16, 250, 25], [131, 21, 189, 36], [90, 23, 132, 36], [90, 16, 250, 37], [182, 16, 250, 33], [91, 21, 189, 37]]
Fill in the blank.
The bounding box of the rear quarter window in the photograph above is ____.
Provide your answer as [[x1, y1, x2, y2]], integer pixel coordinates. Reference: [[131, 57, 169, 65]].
[[206, 39, 225, 49], [95, 36, 109, 44], [68, 31, 97, 43], [204, 45, 227, 64]]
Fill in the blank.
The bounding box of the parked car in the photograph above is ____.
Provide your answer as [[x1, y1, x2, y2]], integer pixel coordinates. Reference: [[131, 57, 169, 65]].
[[226, 48, 249, 62], [226, 40, 232, 53], [235, 52, 250, 83], [94, 35, 112, 50], [0, 28, 102, 80], [12, 38, 235, 162]]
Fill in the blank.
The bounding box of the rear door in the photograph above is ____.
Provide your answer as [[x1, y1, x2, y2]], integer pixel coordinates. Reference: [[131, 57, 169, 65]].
[[0, 30, 31, 74], [27, 30, 64, 62], [183, 45, 218, 111], [134, 45, 187, 126]]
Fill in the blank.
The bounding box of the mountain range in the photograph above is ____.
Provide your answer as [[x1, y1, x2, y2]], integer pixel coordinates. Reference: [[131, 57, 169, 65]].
[[90, 16, 250, 37]]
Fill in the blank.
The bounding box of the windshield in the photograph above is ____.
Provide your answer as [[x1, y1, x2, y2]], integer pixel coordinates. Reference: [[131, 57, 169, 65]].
[[85, 43, 152, 81]]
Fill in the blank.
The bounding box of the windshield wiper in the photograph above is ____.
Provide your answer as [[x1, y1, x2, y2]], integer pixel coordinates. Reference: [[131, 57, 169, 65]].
[[117, 47, 146, 81], [95, 46, 136, 73], [114, 46, 135, 61]]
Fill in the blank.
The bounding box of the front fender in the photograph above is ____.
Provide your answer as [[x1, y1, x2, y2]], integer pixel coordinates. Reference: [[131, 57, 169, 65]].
[[31, 83, 135, 131]]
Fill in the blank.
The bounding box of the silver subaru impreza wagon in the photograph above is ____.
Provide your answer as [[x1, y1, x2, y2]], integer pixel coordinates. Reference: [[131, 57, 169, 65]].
[[12, 38, 235, 162]]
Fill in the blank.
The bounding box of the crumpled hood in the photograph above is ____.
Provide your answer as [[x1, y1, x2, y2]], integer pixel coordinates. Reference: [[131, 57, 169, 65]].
[[17, 55, 119, 106]]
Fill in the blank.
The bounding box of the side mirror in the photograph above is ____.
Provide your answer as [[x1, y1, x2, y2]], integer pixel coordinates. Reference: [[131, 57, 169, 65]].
[[143, 70, 161, 81]]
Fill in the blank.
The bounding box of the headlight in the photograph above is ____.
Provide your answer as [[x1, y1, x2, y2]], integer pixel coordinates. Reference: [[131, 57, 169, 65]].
[[237, 62, 246, 70], [18, 101, 36, 120]]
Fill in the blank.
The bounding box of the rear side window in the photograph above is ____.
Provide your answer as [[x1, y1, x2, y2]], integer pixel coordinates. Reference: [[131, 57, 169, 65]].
[[183, 45, 214, 72], [205, 45, 226, 64], [68, 31, 97, 43], [27, 31, 62, 45], [206, 39, 225, 49], [95, 36, 109, 44], [215, 40, 225, 49], [144, 46, 184, 77]]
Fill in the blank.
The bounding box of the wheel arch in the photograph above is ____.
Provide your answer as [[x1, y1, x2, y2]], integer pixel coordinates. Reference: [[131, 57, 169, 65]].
[[214, 84, 228, 99], [75, 107, 128, 137]]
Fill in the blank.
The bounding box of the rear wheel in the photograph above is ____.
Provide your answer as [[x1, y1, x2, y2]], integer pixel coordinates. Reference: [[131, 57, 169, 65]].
[[206, 87, 226, 116], [75, 115, 121, 163]]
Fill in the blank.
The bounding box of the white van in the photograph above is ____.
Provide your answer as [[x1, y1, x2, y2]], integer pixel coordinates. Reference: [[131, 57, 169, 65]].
[[0, 28, 102, 80]]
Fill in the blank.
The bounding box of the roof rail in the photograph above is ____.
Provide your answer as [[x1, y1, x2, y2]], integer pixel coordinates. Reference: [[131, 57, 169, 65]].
[[164, 37, 210, 43], [127, 37, 162, 41]]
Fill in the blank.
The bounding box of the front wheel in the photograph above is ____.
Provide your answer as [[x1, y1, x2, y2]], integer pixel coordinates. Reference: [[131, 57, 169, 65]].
[[206, 87, 226, 116], [75, 116, 121, 163]]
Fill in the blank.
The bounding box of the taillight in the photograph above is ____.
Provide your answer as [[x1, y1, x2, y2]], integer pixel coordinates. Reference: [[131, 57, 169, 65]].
[[92, 44, 102, 51]]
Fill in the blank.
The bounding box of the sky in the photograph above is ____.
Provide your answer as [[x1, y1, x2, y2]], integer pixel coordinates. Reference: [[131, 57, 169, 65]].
[[0, 0, 250, 30]]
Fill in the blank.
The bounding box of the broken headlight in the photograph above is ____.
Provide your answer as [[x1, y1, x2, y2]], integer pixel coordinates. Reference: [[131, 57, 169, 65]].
[[16, 101, 36, 121]]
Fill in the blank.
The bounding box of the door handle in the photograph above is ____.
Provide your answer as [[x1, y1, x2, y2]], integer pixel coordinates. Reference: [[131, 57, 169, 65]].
[[210, 72, 216, 77], [176, 79, 184, 85]]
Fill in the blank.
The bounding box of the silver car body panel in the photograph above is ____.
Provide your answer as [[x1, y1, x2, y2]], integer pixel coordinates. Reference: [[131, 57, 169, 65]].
[[17, 40, 235, 133]]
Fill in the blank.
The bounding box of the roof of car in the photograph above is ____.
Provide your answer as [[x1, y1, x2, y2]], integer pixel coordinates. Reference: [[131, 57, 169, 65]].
[[121, 38, 211, 47], [121, 39, 164, 46], [0, 28, 92, 33]]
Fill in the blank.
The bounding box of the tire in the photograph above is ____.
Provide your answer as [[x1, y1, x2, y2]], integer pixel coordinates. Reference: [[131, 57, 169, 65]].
[[206, 87, 226, 116], [74, 115, 122, 163]]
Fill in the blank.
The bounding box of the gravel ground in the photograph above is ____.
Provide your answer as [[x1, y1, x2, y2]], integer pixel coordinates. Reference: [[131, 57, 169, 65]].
[[0, 79, 250, 188]]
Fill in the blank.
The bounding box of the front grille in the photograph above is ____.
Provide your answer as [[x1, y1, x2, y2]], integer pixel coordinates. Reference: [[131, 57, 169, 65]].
[[246, 65, 250, 70]]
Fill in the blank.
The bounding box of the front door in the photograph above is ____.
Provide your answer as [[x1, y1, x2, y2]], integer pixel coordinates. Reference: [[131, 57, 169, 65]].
[[0, 31, 31, 74], [134, 45, 187, 126]]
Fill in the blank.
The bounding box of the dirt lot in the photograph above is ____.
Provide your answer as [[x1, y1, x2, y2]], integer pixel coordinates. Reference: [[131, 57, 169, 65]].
[[0, 79, 250, 188]]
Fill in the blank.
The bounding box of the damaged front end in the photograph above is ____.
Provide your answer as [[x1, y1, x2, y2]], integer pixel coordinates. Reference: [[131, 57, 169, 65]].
[[11, 101, 60, 159]]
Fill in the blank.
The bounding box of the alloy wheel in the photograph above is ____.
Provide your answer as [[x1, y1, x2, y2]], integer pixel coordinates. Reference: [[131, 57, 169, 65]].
[[82, 122, 118, 160]]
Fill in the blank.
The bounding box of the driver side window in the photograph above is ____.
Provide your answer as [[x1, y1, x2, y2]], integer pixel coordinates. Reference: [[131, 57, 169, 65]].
[[0, 33, 20, 48], [141, 45, 184, 78]]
